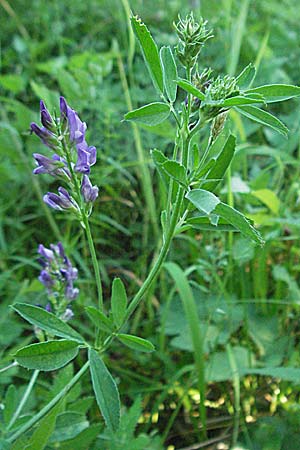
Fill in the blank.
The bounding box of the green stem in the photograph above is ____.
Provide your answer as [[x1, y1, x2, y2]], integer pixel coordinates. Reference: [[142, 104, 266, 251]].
[[61, 137, 103, 310], [125, 187, 185, 321], [82, 214, 103, 311], [7, 361, 89, 443], [7, 369, 39, 431], [226, 343, 241, 446]]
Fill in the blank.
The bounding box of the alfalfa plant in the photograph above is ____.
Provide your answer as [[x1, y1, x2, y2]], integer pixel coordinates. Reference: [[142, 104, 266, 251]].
[[2, 12, 300, 447]]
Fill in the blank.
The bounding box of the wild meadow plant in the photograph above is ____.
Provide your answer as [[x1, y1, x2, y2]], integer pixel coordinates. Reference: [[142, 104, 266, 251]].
[[2, 12, 300, 448]]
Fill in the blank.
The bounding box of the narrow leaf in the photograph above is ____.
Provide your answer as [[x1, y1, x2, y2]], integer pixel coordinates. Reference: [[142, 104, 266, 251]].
[[15, 340, 79, 371], [221, 96, 262, 107], [186, 189, 220, 215], [85, 306, 114, 333], [124, 102, 170, 126], [117, 334, 155, 352], [162, 160, 187, 186], [151, 148, 169, 187], [176, 78, 205, 100], [89, 349, 120, 432], [12, 303, 85, 343], [3, 385, 17, 425], [245, 84, 300, 103], [204, 134, 236, 191], [131, 16, 163, 93], [236, 63, 256, 89], [160, 46, 177, 102], [235, 105, 288, 136], [111, 278, 127, 328], [215, 202, 264, 245]]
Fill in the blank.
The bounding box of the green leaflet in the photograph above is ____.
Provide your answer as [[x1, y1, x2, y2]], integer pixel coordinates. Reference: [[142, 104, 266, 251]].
[[124, 102, 170, 126], [85, 306, 114, 333], [160, 46, 177, 102], [15, 340, 79, 371], [204, 134, 236, 191], [236, 63, 256, 89], [235, 105, 288, 136], [186, 189, 220, 215], [111, 278, 128, 328], [151, 148, 187, 186], [214, 202, 264, 245], [245, 84, 300, 103], [117, 334, 155, 352], [186, 189, 264, 245], [131, 16, 163, 93], [176, 78, 205, 100], [89, 349, 120, 432], [12, 303, 85, 343]]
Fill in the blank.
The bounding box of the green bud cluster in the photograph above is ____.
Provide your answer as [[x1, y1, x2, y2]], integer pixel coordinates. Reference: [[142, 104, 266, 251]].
[[208, 74, 239, 101], [174, 13, 213, 68]]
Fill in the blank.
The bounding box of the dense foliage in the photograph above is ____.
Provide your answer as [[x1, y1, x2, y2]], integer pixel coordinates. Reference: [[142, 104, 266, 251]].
[[1, 1, 300, 449]]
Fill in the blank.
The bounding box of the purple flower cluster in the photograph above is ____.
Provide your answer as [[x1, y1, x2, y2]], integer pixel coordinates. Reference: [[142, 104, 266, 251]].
[[30, 97, 99, 212], [38, 242, 79, 320]]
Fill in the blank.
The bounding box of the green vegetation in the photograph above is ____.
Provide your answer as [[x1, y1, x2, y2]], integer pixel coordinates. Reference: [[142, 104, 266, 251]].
[[1, 1, 300, 449]]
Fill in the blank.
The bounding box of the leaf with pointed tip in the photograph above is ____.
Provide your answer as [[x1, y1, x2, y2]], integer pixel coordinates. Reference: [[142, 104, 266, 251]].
[[215, 203, 264, 245], [204, 134, 236, 191], [221, 96, 262, 107], [117, 334, 155, 352], [15, 340, 79, 371], [245, 84, 300, 103], [89, 349, 120, 432], [162, 160, 187, 186], [160, 46, 177, 102], [236, 63, 256, 89], [124, 102, 170, 126], [12, 303, 85, 343], [85, 306, 114, 333], [131, 16, 163, 93], [235, 105, 288, 136], [176, 78, 205, 100], [111, 278, 127, 328]]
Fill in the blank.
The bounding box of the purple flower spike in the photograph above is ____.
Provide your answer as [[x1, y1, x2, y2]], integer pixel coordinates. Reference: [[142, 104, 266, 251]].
[[43, 187, 77, 211], [30, 123, 57, 149], [37, 242, 79, 317], [81, 175, 99, 203], [40, 100, 55, 131]]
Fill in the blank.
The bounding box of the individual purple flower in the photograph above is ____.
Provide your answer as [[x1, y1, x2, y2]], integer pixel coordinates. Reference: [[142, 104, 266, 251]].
[[33, 153, 70, 179], [38, 244, 54, 261], [38, 270, 54, 289], [40, 100, 55, 131], [81, 175, 99, 203], [30, 123, 57, 149], [74, 144, 97, 174], [43, 187, 78, 211], [60, 96, 87, 145]]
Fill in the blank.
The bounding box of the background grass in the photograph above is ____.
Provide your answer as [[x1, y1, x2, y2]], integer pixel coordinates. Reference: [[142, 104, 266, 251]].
[[1, 0, 300, 448]]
